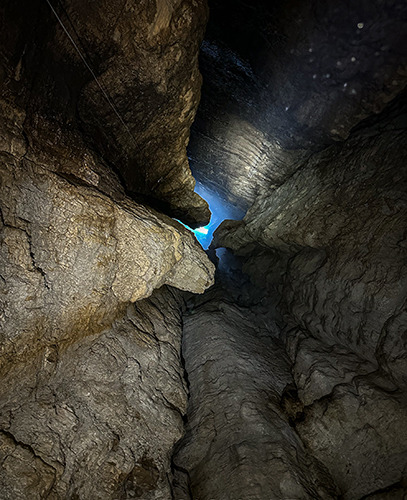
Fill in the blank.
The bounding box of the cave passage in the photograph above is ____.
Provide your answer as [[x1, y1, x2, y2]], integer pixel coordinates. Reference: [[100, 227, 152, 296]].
[[1, 0, 406, 498], [182, 181, 245, 249]]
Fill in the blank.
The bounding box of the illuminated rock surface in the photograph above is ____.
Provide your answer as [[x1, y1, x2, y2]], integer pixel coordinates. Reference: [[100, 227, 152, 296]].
[[0, 286, 189, 499], [0, 0, 407, 498], [0, 100, 214, 374], [0, 1, 214, 496], [209, 96, 407, 499]]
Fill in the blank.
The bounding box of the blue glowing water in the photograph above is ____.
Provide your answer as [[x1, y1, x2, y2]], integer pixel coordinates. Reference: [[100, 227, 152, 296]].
[[189, 182, 245, 249]]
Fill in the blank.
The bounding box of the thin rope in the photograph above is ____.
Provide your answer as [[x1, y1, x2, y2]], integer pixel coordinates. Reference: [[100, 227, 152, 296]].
[[44, 0, 139, 148]]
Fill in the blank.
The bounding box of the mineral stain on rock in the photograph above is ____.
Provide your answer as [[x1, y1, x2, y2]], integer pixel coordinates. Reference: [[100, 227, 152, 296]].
[[0, 0, 407, 499], [124, 457, 160, 498]]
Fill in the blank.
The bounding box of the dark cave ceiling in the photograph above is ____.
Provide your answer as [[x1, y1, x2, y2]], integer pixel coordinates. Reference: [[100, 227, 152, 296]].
[[1, 0, 406, 229], [189, 0, 407, 213], [1, 1, 407, 498]]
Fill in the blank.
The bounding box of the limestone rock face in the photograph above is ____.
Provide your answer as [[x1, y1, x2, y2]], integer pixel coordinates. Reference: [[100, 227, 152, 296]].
[[189, 0, 407, 211], [0, 100, 214, 377], [0, 286, 189, 499], [1, 0, 407, 498], [0, 96, 214, 497], [0, 1, 215, 494], [210, 96, 407, 498], [216, 97, 407, 379], [1, 0, 210, 226], [173, 290, 338, 500], [73, 0, 210, 226], [297, 376, 407, 500]]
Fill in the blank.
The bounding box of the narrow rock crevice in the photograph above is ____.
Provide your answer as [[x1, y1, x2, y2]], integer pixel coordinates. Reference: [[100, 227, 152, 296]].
[[1, 0, 406, 498]]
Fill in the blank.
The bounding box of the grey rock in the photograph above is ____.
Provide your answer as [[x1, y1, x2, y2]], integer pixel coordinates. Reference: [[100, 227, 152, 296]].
[[0, 27, 214, 494], [0, 97, 214, 376], [216, 99, 407, 377], [297, 376, 407, 500], [212, 94, 407, 498], [0, 286, 188, 499], [173, 293, 338, 500], [190, 0, 407, 211], [286, 332, 377, 406], [1, 0, 407, 498]]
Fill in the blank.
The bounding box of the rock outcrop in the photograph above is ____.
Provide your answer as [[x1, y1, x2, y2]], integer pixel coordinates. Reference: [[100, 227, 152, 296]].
[[0, 81, 214, 500], [1, 0, 210, 226], [215, 94, 407, 383], [0, 97, 214, 379], [173, 287, 339, 500], [0, 1, 215, 497], [203, 93, 407, 499], [0, 286, 189, 499]]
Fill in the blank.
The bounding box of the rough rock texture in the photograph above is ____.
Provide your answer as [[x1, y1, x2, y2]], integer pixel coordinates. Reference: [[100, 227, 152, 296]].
[[0, 1, 216, 496], [0, 286, 189, 499], [1, 0, 210, 226], [2, 0, 407, 498], [0, 98, 214, 377], [189, 0, 407, 210], [216, 95, 407, 379], [0, 94, 214, 498], [296, 375, 407, 499], [173, 286, 339, 500], [209, 95, 407, 498]]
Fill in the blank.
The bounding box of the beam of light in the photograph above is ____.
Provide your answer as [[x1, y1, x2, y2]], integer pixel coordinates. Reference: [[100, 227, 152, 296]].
[[175, 182, 245, 249], [193, 181, 245, 249], [195, 227, 209, 235]]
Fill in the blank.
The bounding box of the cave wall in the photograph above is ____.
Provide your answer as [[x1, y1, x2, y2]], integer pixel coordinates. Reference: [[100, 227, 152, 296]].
[[170, 93, 407, 499], [0, 1, 215, 497], [167, 1, 407, 496], [0, 287, 189, 499], [216, 95, 407, 384], [203, 94, 407, 499], [0, 0, 210, 226], [173, 291, 339, 500], [1, 0, 407, 498], [189, 0, 407, 211], [0, 94, 213, 385]]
